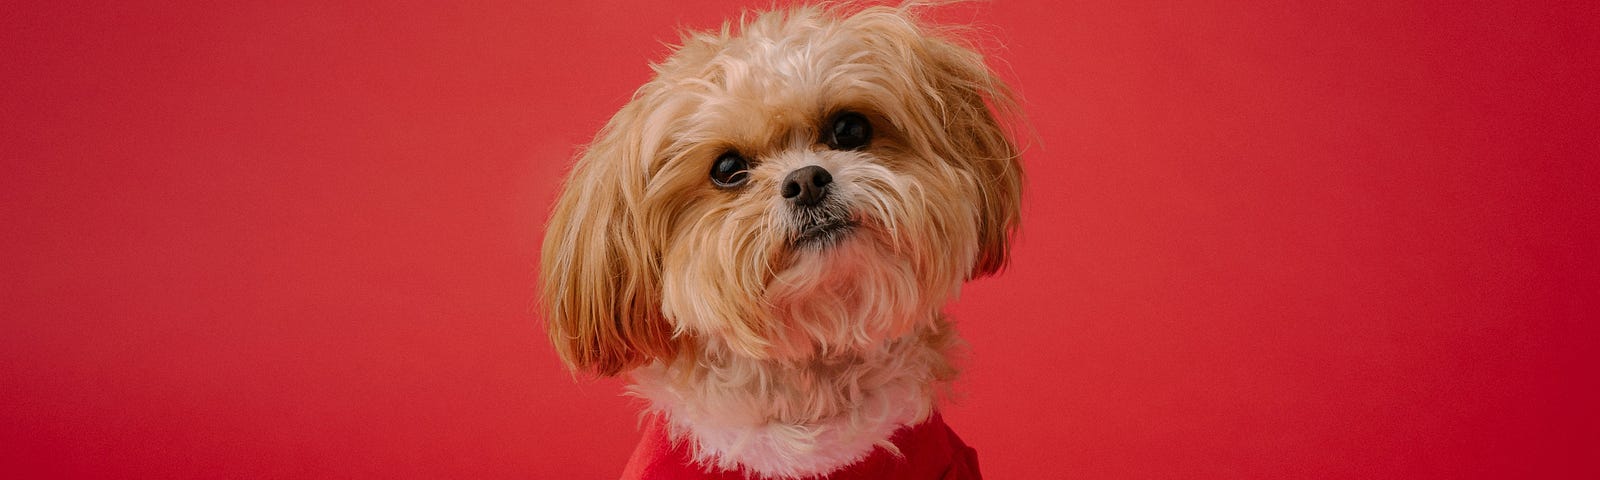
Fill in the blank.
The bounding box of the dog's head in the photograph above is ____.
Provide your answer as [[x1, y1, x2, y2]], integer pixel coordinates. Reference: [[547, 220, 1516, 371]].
[[541, 5, 1022, 375]]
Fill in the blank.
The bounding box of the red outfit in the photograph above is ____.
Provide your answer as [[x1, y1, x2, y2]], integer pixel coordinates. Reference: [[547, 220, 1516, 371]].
[[620, 413, 981, 479]]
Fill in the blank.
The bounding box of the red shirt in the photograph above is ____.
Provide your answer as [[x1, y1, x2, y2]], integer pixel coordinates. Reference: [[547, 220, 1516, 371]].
[[620, 412, 981, 479]]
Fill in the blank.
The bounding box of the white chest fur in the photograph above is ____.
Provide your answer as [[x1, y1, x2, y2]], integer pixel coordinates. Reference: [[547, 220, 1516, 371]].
[[627, 329, 957, 479]]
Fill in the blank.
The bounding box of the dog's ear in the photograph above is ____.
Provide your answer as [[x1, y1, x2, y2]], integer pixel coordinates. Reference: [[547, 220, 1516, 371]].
[[923, 36, 1025, 278], [541, 100, 677, 377]]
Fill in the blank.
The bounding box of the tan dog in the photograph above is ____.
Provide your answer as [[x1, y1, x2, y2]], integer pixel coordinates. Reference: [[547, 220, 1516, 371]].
[[541, 3, 1022, 477]]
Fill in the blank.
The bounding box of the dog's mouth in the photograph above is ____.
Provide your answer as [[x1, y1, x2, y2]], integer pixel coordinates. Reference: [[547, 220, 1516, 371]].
[[792, 217, 856, 248]]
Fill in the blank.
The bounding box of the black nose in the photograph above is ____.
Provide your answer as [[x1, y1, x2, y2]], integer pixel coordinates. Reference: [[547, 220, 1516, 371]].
[[781, 165, 833, 207]]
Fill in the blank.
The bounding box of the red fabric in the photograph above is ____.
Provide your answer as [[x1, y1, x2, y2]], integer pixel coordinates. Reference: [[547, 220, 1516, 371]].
[[621, 413, 980, 480]]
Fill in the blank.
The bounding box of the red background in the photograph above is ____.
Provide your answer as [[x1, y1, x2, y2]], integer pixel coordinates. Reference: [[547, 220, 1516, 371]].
[[3, 1, 1597, 478]]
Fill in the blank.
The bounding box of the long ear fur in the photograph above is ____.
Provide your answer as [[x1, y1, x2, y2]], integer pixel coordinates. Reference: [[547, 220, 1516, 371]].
[[922, 31, 1025, 278], [541, 100, 676, 377]]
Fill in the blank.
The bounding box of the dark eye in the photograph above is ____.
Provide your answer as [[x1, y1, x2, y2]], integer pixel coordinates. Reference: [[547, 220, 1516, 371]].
[[710, 151, 750, 188], [827, 112, 872, 150]]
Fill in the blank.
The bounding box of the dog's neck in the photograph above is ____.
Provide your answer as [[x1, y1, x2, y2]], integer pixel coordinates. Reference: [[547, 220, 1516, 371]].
[[628, 317, 960, 479]]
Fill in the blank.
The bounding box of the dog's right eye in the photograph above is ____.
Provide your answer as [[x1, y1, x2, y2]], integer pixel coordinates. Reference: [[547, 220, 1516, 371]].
[[710, 151, 750, 188]]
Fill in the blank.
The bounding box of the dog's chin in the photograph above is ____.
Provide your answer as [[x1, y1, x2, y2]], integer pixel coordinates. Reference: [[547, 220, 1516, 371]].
[[779, 221, 867, 292], [792, 218, 857, 249]]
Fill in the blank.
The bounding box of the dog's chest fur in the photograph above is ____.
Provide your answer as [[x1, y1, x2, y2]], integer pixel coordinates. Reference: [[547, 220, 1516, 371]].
[[628, 322, 959, 478]]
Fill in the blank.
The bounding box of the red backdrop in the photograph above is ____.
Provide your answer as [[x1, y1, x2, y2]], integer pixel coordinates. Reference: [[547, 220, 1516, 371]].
[[3, 1, 1596, 478]]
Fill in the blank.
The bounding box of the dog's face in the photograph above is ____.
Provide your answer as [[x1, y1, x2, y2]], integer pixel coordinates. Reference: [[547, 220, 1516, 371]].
[[542, 6, 1021, 375]]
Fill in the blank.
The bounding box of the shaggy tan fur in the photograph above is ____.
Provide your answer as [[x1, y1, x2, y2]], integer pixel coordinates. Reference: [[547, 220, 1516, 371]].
[[541, 3, 1021, 477]]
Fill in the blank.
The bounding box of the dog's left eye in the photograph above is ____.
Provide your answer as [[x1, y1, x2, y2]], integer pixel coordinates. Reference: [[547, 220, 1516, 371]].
[[710, 151, 750, 188], [826, 112, 872, 150]]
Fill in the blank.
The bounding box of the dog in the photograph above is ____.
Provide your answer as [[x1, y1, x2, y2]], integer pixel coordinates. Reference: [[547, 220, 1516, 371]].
[[541, 3, 1022, 478]]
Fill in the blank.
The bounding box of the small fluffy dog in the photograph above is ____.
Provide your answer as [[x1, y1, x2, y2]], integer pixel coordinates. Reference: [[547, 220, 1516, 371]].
[[541, 3, 1021, 478]]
